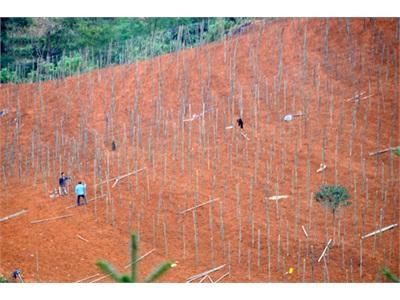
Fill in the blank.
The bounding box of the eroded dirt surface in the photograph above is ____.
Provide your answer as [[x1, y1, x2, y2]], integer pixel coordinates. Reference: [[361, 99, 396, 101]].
[[0, 18, 398, 283]]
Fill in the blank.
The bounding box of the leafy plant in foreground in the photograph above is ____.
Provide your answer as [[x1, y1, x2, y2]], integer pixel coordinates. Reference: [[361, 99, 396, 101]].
[[381, 267, 400, 283], [315, 184, 351, 215], [96, 233, 175, 283]]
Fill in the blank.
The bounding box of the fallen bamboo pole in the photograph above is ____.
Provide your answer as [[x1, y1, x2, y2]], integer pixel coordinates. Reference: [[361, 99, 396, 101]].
[[0, 210, 27, 222], [268, 195, 289, 201], [215, 272, 230, 283], [240, 131, 250, 140], [89, 248, 156, 283], [124, 248, 156, 269], [344, 91, 366, 102], [31, 214, 72, 224], [66, 195, 107, 209], [318, 239, 333, 262], [186, 264, 225, 282], [302, 225, 309, 238], [361, 224, 398, 240], [95, 168, 146, 186], [77, 234, 89, 243], [111, 168, 146, 188], [75, 273, 101, 283], [180, 198, 220, 215], [369, 147, 399, 156]]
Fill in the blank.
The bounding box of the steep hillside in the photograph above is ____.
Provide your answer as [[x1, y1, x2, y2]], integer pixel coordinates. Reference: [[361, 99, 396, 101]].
[[0, 18, 398, 283]]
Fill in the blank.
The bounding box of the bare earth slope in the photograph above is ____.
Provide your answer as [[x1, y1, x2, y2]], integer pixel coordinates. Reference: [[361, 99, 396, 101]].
[[0, 18, 398, 282]]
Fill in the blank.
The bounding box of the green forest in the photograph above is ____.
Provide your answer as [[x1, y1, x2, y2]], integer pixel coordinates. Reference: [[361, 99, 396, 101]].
[[0, 17, 252, 83]]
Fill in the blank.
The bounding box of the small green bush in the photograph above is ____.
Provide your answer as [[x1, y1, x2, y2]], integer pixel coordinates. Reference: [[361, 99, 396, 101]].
[[315, 185, 351, 215]]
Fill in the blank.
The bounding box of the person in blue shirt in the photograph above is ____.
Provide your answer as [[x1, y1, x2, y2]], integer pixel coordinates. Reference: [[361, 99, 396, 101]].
[[58, 172, 71, 196], [75, 181, 87, 206]]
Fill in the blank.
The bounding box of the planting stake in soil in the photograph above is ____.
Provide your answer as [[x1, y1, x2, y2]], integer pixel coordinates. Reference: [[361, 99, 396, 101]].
[[318, 239, 333, 262], [31, 214, 72, 224], [180, 198, 219, 215], [361, 224, 398, 240], [0, 209, 27, 222]]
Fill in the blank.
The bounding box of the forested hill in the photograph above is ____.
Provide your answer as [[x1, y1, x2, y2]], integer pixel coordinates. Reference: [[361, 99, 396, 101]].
[[0, 17, 252, 83]]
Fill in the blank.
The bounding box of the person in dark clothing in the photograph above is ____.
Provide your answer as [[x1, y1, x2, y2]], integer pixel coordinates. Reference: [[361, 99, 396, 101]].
[[237, 117, 244, 129], [58, 172, 71, 196]]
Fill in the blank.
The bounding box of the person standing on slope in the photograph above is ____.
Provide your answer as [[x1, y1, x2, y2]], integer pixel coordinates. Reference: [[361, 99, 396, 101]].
[[237, 117, 244, 129], [75, 181, 87, 206], [59, 172, 71, 196]]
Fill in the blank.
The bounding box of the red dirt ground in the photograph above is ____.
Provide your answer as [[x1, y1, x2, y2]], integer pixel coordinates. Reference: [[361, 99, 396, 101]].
[[0, 18, 398, 283]]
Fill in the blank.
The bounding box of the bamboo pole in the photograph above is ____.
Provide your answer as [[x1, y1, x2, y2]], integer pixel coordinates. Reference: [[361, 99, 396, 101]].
[[215, 272, 230, 283], [111, 167, 146, 188], [0, 209, 27, 222], [77, 234, 89, 243], [31, 214, 72, 224], [361, 224, 398, 240], [186, 264, 225, 282], [75, 273, 101, 283], [180, 198, 220, 215], [65, 195, 107, 209], [368, 146, 399, 156], [318, 239, 333, 262]]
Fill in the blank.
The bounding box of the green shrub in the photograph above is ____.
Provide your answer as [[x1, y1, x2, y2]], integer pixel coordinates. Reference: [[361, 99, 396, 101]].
[[0, 68, 16, 83], [315, 184, 351, 215]]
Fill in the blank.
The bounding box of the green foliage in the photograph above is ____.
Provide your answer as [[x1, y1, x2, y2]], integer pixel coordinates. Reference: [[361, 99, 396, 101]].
[[1, 17, 251, 83], [0, 68, 16, 83], [57, 55, 82, 75], [381, 267, 400, 282], [315, 185, 351, 214], [96, 233, 174, 283]]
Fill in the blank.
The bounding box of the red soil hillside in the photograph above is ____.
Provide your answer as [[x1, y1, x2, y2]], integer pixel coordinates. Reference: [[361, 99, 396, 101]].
[[0, 18, 398, 283]]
